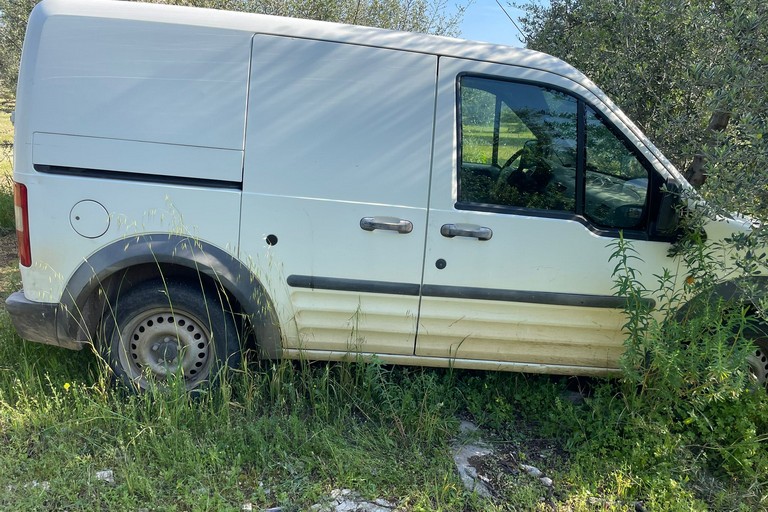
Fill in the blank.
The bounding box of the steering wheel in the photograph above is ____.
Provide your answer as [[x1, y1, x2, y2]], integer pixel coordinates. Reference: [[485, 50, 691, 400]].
[[587, 172, 613, 188], [498, 147, 525, 173]]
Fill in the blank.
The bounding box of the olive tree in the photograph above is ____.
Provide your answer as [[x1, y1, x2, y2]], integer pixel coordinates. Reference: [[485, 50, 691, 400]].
[[151, 0, 466, 35], [0, 0, 37, 94], [517, 0, 768, 215]]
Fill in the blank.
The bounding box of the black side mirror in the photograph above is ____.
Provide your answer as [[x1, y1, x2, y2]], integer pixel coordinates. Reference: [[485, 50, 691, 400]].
[[654, 179, 682, 236]]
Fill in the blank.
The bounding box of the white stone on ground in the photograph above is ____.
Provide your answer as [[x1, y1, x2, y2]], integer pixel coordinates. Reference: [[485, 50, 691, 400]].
[[452, 420, 493, 497]]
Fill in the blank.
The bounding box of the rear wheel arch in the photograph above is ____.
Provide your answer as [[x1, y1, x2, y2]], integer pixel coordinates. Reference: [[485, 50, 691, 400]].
[[57, 234, 282, 359]]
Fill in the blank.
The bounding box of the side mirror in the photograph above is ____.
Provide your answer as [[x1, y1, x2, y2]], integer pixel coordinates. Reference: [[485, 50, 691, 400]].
[[654, 179, 682, 236]]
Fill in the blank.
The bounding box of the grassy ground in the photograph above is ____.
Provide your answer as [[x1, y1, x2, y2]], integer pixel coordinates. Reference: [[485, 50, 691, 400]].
[[0, 93, 18, 297]]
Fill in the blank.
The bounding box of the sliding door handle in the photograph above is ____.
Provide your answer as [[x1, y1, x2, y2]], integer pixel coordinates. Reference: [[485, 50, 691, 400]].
[[360, 216, 413, 234], [440, 223, 493, 241]]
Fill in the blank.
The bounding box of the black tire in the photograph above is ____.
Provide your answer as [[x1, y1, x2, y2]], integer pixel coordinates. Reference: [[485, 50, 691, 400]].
[[103, 280, 240, 391]]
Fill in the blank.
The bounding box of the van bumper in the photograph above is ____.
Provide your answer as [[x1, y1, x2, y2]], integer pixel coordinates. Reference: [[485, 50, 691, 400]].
[[6, 291, 83, 350]]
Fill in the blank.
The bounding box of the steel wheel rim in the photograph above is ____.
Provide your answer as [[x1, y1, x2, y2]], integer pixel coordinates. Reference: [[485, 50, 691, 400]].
[[117, 308, 212, 388]]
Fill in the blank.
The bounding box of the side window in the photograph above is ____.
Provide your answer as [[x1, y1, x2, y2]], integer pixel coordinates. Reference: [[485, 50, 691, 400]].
[[585, 107, 649, 229], [459, 77, 578, 212], [458, 76, 651, 232]]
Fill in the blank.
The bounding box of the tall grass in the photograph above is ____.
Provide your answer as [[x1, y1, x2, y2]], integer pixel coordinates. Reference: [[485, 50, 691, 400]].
[[0, 320, 476, 510]]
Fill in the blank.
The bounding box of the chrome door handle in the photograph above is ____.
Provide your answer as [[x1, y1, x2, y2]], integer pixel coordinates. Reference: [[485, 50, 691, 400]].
[[440, 223, 493, 241], [360, 216, 413, 234]]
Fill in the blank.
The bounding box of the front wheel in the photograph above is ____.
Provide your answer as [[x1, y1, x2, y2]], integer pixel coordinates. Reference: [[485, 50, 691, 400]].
[[103, 280, 240, 391]]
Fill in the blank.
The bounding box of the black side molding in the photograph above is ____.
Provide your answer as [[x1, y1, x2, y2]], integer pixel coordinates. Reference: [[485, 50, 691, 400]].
[[287, 275, 654, 309], [287, 275, 420, 296], [421, 284, 655, 309], [34, 164, 242, 190]]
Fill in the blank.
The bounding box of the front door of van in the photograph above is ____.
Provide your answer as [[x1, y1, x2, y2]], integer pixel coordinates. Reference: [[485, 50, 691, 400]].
[[416, 58, 677, 372]]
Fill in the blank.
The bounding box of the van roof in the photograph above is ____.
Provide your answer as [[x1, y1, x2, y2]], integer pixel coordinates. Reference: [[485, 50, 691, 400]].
[[36, 0, 591, 86]]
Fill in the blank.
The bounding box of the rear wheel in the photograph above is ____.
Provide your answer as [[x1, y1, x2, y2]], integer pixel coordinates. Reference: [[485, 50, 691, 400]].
[[103, 280, 240, 391]]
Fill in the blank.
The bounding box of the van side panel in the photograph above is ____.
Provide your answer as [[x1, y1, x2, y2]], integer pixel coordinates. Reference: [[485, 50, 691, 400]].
[[417, 57, 674, 370], [246, 36, 434, 207], [19, 174, 243, 304], [24, 15, 251, 181], [241, 36, 437, 354], [32, 133, 245, 183], [14, 7, 248, 304]]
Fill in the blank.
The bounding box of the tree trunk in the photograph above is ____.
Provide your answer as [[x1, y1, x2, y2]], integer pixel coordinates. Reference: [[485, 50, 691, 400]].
[[684, 109, 731, 188]]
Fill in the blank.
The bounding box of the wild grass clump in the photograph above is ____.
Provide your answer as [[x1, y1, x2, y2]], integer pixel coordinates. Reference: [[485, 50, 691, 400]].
[[610, 230, 768, 472], [2, 302, 765, 509], [554, 228, 768, 508]]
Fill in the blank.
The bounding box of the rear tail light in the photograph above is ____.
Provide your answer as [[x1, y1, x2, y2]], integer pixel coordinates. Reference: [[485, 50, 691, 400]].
[[14, 182, 31, 267]]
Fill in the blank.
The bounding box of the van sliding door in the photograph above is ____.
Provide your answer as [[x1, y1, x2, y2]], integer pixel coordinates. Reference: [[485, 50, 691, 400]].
[[240, 35, 437, 357]]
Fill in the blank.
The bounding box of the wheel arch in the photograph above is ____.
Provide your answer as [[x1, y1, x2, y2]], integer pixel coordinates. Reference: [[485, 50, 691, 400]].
[[675, 276, 768, 326], [57, 233, 283, 358]]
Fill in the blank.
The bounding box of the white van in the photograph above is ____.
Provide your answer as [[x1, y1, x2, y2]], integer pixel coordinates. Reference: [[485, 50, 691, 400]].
[[7, 0, 763, 390]]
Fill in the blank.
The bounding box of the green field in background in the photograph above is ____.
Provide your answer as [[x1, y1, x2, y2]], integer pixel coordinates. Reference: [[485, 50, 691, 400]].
[[462, 124, 532, 165]]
